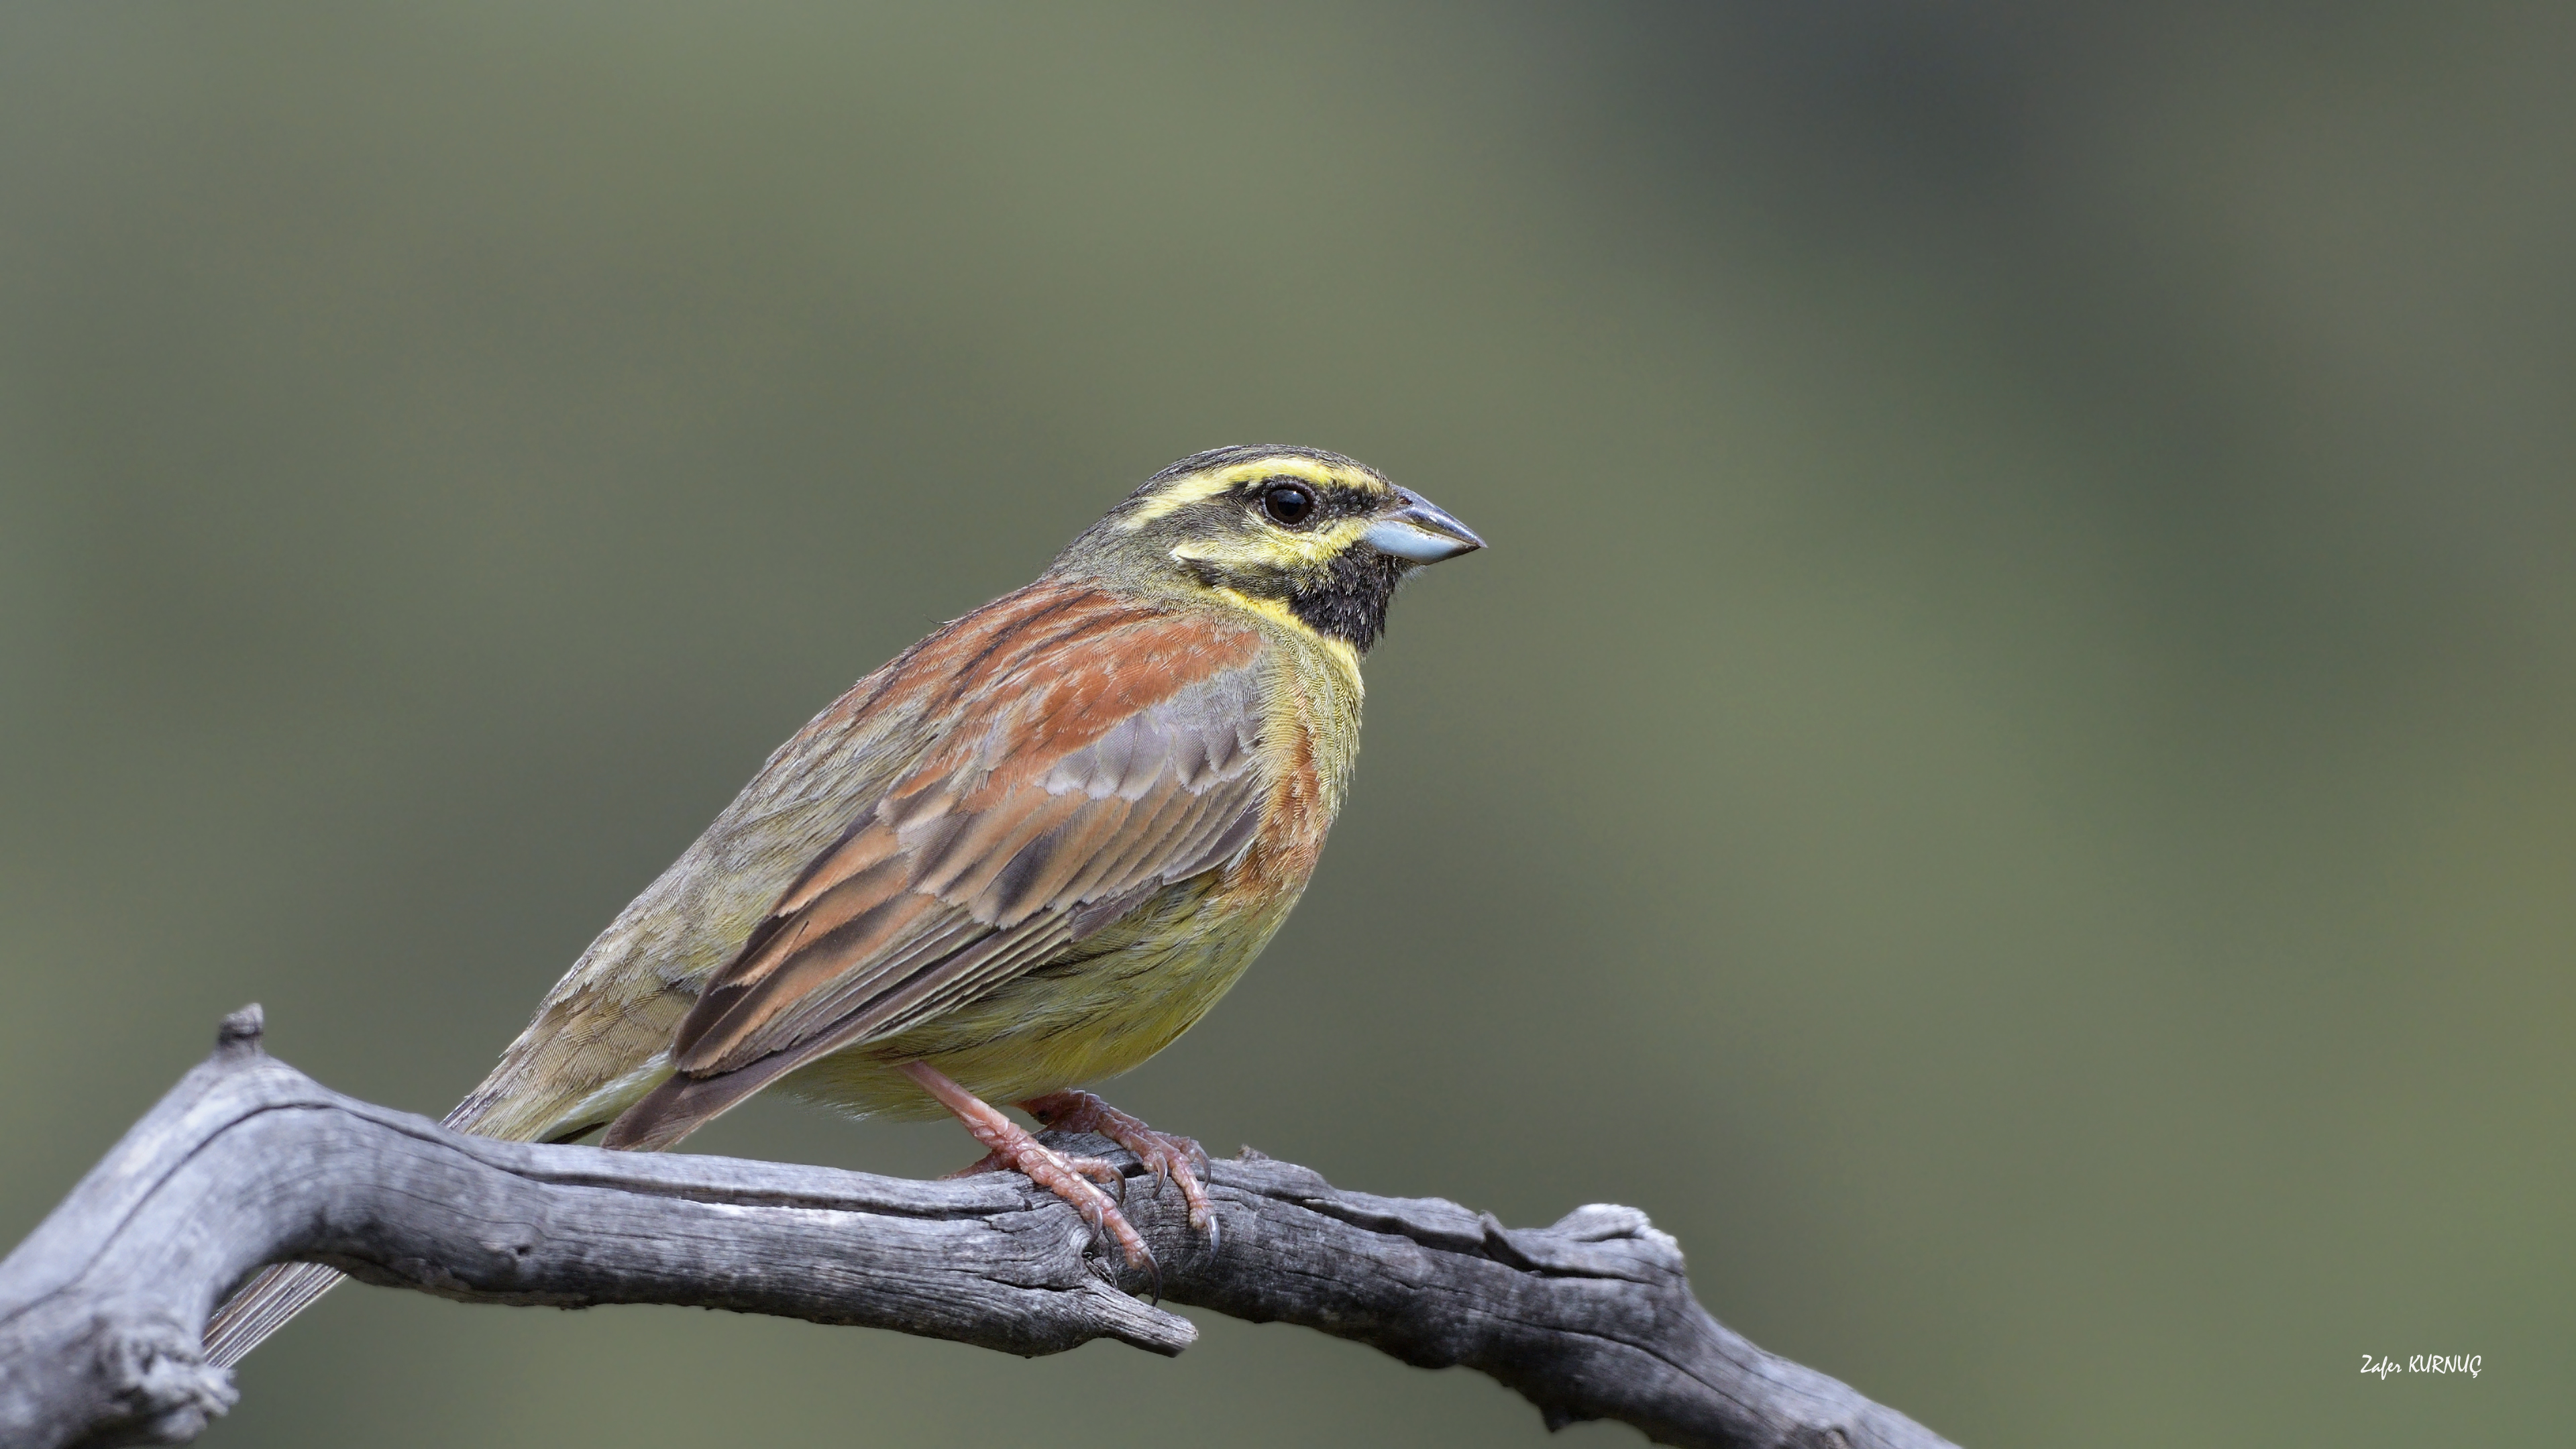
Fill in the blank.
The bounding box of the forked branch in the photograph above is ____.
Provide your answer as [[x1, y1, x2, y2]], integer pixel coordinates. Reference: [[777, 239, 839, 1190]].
[[0, 1008, 1953, 1449]]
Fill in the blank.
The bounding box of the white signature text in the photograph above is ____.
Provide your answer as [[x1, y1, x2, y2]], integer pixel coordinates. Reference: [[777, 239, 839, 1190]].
[[2360, 1353, 2481, 1380]]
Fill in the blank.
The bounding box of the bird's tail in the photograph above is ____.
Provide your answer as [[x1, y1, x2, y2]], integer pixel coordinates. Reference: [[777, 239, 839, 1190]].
[[199, 1092, 513, 1368], [201, 1260, 345, 1369], [199, 1065, 655, 1367]]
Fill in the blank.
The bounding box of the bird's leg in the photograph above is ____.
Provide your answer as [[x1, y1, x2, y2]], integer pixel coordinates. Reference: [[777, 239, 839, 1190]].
[[1022, 1089, 1217, 1244], [899, 1061, 1150, 1270]]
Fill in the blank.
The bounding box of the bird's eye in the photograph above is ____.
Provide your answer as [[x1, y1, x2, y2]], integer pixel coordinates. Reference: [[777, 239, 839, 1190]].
[[1261, 482, 1317, 526]]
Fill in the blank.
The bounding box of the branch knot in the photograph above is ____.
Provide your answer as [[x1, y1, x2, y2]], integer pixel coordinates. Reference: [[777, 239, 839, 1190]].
[[213, 1005, 266, 1057]]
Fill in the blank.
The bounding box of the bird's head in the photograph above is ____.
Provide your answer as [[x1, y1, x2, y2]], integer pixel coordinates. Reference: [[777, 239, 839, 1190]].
[[1056, 445, 1484, 653]]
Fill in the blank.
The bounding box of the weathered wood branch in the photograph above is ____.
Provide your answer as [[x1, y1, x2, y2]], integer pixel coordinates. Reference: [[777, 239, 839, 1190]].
[[0, 1008, 1954, 1449]]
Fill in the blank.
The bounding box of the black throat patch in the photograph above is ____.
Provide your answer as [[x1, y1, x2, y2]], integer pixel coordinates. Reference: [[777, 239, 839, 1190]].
[[1285, 546, 1407, 652]]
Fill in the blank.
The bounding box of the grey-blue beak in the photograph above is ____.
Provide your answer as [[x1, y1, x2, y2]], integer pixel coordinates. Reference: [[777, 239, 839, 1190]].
[[1360, 490, 1485, 564]]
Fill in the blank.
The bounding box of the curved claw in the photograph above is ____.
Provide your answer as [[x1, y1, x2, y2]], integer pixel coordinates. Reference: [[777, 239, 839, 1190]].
[[1067, 1155, 1127, 1197], [1018, 1089, 1220, 1251], [904, 1062, 1154, 1273]]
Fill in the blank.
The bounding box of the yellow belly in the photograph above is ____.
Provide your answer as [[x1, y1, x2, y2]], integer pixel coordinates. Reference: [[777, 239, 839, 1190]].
[[777, 873, 1300, 1120]]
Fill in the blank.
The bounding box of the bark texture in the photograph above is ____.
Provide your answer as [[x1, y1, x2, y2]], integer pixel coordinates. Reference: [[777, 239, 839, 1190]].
[[0, 1008, 1954, 1449]]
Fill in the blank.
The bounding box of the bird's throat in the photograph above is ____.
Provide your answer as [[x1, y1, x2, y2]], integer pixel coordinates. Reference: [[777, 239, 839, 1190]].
[[1283, 548, 1406, 653]]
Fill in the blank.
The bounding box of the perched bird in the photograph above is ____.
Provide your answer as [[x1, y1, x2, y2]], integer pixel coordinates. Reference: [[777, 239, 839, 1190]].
[[204, 443, 1483, 1364]]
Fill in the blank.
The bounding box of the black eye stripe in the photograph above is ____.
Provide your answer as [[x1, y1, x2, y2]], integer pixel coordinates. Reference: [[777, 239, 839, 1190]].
[[1242, 476, 1384, 524]]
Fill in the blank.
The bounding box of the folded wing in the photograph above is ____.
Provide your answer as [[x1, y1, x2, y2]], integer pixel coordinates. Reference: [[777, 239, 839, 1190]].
[[603, 609, 1269, 1148]]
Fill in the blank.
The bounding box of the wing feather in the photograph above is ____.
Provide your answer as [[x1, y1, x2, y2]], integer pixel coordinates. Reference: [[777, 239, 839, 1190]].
[[602, 605, 1270, 1150]]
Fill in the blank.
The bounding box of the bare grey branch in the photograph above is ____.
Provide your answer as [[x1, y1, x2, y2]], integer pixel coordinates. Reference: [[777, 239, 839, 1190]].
[[0, 1010, 1953, 1449]]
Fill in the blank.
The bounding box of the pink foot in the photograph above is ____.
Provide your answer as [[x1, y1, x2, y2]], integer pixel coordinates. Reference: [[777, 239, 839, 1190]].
[[1022, 1089, 1218, 1246], [900, 1063, 1149, 1269]]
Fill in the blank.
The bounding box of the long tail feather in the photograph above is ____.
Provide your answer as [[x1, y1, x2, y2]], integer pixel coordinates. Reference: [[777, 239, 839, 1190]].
[[203, 1261, 345, 1368], [197, 1082, 627, 1365]]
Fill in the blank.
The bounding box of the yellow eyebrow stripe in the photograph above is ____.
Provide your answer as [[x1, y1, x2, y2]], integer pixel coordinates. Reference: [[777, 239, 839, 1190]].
[[1121, 455, 1388, 529]]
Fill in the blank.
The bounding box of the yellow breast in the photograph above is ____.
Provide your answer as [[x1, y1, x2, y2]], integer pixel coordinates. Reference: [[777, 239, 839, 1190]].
[[779, 871, 1293, 1117], [786, 614, 1362, 1120]]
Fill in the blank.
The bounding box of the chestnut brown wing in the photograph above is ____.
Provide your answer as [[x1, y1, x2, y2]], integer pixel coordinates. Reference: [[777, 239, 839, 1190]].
[[602, 610, 1269, 1148]]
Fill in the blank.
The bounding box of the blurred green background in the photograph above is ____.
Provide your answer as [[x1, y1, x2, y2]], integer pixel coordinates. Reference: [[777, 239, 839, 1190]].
[[3, 3, 2569, 1444]]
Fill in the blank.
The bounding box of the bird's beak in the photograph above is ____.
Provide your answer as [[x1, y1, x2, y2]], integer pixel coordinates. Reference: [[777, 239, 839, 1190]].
[[1360, 490, 1486, 564]]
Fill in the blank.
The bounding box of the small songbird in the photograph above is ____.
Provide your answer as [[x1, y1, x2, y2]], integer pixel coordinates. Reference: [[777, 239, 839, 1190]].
[[205, 444, 1483, 1363]]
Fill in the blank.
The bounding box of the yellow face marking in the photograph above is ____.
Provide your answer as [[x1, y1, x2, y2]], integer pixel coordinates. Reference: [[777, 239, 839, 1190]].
[[1167, 517, 1371, 573], [1208, 586, 1364, 684], [1121, 455, 1389, 529]]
